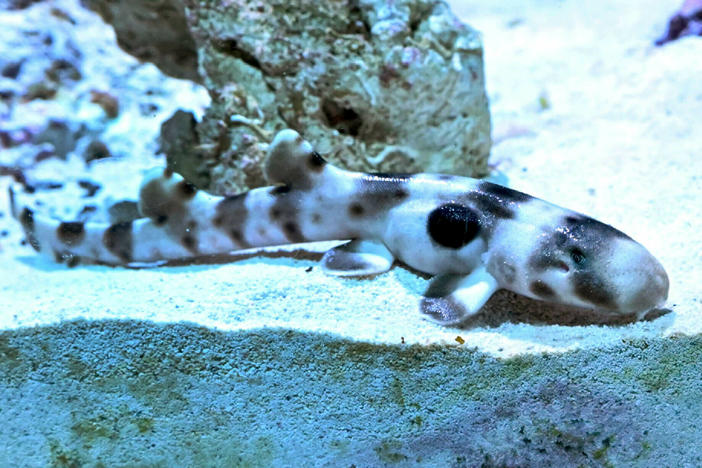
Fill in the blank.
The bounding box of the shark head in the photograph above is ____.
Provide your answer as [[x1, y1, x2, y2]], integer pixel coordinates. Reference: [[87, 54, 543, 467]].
[[487, 205, 669, 315]]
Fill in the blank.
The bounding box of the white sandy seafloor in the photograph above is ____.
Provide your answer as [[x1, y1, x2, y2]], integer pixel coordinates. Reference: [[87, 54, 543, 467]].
[[0, 0, 700, 358]]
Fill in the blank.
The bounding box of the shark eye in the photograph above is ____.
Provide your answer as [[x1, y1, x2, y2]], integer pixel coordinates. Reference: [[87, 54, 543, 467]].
[[570, 248, 586, 266]]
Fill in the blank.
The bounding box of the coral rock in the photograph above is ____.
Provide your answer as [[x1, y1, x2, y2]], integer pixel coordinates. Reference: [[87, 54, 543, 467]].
[[84, 0, 492, 193]]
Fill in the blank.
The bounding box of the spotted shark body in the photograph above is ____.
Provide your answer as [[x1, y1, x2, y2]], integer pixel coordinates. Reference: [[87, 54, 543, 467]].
[[10, 130, 669, 326]]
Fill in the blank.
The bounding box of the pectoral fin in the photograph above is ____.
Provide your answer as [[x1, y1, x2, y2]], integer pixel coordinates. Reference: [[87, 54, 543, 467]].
[[321, 240, 394, 277], [420, 266, 499, 326]]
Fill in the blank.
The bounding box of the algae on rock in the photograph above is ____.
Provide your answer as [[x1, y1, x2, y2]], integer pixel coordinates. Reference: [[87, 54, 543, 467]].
[[85, 0, 492, 193]]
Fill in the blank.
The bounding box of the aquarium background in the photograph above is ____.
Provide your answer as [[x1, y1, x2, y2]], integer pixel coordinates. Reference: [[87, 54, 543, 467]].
[[0, 0, 700, 466]]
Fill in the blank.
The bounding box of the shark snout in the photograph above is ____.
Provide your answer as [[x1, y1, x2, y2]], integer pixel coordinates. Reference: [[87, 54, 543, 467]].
[[619, 247, 669, 313], [650, 261, 669, 303]]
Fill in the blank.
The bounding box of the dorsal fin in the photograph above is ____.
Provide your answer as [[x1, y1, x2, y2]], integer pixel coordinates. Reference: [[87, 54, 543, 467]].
[[264, 130, 327, 190], [138, 167, 197, 224]]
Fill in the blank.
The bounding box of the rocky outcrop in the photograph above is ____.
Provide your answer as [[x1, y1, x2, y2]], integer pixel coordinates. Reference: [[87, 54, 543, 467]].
[[84, 0, 492, 193], [81, 0, 199, 82]]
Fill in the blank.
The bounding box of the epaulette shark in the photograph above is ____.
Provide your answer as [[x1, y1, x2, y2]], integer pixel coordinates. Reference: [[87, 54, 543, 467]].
[[9, 130, 669, 326]]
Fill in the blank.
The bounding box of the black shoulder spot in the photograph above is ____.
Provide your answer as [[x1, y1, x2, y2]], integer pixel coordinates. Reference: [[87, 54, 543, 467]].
[[103, 221, 133, 262], [57, 222, 85, 246], [427, 203, 481, 249]]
